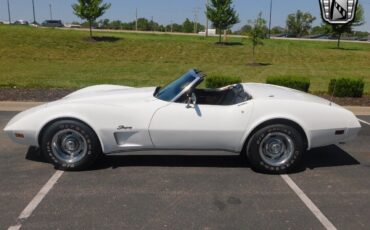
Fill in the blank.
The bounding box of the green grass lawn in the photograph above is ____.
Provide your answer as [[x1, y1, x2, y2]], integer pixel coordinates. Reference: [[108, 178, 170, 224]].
[[1, 25, 370, 93]]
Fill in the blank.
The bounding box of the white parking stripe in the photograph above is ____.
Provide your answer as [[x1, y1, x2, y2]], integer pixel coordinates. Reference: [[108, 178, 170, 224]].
[[8, 224, 21, 230], [8, 170, 64, 230], [358, 119, 370, 126], [281, 175, 337, 230]]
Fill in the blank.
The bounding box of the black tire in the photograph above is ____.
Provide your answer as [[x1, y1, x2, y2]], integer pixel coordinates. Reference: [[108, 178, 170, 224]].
[[246, 124, 304, 174], [41, 120, 101, 171]]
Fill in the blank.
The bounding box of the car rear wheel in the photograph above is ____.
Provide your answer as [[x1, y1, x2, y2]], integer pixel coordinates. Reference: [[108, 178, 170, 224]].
[[41, 120, 101, 171], [246, 124, 304, 173]]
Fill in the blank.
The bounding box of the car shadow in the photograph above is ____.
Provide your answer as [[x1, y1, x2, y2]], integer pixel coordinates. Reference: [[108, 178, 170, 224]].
[[25, 146, 49, 163], [301, 145, 360, 170], [94, 154, 250, 170], [25, 145, 360, 173]]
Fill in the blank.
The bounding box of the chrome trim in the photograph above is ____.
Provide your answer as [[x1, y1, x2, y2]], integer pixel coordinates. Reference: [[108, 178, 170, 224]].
[[51, 129, 87, 164], [171, 70, 203, 102], [258, 132, 294, 167], [104, 148, 240, 155], [171, 77, 201, 102]]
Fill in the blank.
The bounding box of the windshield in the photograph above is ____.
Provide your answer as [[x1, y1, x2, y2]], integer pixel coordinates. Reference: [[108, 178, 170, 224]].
[[155, 71, 197, 102]]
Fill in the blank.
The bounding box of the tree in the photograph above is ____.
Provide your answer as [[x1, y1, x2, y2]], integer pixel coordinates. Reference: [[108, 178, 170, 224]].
[[97, 18, 110, 28], [136, 18, 150, 31], [235, 24, 252, 35], [286, 10, 316, 37], [270, 26, 285, 35], [166, 23, 183, 32], [181, 18, 205, 33], [206, 0, 239, 43], [330, 4, 365, 48], [247, 12, 267, 64], [310, 23, 331, 35], [72, 0, 111, 38], [110, 20, 123, 30], [182, 18, 193, 33]]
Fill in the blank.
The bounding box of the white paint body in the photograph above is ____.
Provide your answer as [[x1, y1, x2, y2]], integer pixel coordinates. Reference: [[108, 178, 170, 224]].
[[4, 83, 361, 154]]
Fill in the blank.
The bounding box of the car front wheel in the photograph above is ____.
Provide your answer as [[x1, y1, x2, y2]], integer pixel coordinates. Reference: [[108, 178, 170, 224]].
[[246, 124, 304, 173], [41, 120, 101, 171]]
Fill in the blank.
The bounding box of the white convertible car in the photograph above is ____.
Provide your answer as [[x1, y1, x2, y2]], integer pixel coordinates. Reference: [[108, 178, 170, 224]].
[[4, 69, 361, 173]]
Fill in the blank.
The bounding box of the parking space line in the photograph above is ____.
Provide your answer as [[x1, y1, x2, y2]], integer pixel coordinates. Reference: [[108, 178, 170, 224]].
[[281, 175, 337, 230], [8, 170, 64, 230], [358, 119, 370, 126]]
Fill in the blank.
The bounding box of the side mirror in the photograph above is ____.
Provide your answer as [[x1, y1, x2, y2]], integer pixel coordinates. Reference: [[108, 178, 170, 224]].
[[186, 92, 197, 108]]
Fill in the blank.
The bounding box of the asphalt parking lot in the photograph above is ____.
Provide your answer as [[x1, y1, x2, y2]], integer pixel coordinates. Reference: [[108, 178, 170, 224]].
[[1, 111, 369, 230]]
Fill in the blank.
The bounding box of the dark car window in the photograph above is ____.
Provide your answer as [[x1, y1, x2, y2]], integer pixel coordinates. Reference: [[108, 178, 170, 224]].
[[155, 72, 196, 102]]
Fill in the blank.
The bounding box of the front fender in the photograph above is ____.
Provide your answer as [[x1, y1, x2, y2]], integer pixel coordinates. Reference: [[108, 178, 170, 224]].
[[4, 103, 106, 151]]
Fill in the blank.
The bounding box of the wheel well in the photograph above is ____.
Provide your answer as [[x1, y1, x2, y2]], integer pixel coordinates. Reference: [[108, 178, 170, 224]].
[[38, 117, 100, 147], [243, 118, 309, 152]]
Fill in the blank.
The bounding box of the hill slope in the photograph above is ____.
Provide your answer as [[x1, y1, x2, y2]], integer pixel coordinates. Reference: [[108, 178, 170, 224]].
[[0, 25, 369, 93]]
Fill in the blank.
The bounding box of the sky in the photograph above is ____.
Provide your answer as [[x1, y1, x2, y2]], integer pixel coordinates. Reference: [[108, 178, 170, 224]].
[[1, 0, 370, 31]]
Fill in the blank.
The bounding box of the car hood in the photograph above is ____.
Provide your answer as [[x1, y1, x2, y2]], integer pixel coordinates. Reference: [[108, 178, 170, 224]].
[[61, 85, 157, 104], [243, 83, 332, 105], [4, 85, 159, 130]]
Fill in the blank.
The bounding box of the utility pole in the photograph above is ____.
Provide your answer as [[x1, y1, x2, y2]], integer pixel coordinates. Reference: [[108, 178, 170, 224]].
[[193, 7, 200, 33], [135, 8, 138, 31], [7, 0, 11, 24], [170, 20, 173, 33], [32, 0, 36, 24], [49, 3, 53, 20], [151, 16, 154, 32], [268, 0, 273, 38], [205, 0, 209, 37]]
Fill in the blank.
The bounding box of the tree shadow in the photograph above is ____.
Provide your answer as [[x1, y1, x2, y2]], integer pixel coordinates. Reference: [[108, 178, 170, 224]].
[[26, 145, 360, 174], [328, 47, 362, 51], [214, 42, 243, 46], [85, 36, 122, 43], [247, 62, 272, 67]]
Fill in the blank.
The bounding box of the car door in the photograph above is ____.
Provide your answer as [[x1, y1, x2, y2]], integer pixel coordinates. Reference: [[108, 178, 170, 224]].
[[149, 101, 254, 152]]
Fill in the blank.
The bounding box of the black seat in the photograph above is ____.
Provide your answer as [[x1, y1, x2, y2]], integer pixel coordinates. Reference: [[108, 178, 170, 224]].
[[220, 84, 249, 105]]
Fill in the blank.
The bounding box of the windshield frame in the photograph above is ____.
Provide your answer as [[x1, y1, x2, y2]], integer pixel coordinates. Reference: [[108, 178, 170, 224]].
[[154, 69, 203, 102]]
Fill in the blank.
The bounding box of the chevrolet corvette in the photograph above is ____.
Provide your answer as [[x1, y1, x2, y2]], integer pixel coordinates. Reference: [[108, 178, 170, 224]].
[[4, 69, 361, 173]]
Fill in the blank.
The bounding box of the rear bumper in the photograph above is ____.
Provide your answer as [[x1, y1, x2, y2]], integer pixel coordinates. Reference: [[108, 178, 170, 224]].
[[343, 126, 362, 142], [309, 126, 361, 149]]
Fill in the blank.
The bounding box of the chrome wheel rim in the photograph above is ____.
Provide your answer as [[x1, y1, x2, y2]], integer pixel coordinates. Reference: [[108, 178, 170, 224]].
[[259, 132, 294, 167], [51, 129, 87, 164]]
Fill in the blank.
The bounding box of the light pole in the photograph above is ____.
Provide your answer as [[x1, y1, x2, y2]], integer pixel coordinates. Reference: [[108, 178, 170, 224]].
[[32, 0, 36, 24], [268, 0, 273, 38], [205, 0, 209, 37], [193, 7, 200, 33], [7, 0, 11, 24], [135, 8, 138, 31], [194, 8, 198, 34], [49, 3, 53, 20], [151, 16, 154, 32]]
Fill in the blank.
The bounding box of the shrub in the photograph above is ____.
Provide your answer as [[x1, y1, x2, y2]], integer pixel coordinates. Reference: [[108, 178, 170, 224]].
[[206, 76, 242, 88], [328, 78, 364, 97], [266, 76, 310, 92]]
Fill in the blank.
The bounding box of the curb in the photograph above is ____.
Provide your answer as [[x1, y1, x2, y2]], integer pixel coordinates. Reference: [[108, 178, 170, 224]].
[[0, 101, 370, 116], [0, 101, 44, 112], [344, 106, 370, 116]]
